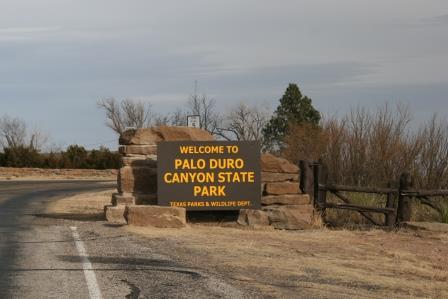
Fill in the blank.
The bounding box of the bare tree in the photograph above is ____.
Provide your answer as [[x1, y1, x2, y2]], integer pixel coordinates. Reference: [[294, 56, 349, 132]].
[[153, 108, 188, 127], [0, 115, 48, 151], [98, 98, 153, 135], [0, 115, 27, 149], [169, 108, 187, 126], [29, 128, 49, 151], [187, 94, 220, 133], [217, 103, 269, 142]]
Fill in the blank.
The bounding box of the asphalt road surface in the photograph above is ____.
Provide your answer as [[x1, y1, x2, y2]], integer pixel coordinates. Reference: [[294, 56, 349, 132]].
[[0, 181, 254, 299]]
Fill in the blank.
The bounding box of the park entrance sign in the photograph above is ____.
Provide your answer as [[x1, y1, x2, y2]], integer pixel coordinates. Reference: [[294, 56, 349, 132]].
[[157, 141, 261, 211]]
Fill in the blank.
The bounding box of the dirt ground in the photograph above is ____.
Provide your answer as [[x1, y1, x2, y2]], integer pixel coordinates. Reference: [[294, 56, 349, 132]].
[[49, 191, 448, 298], [0, 167, 117, 180]]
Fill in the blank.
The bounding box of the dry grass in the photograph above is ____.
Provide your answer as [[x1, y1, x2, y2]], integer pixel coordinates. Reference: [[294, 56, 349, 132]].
[[45, 190, 114, 215], [127, 225, 448, 298]]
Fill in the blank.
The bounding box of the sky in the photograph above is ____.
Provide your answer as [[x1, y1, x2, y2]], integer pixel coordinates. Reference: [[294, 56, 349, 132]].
[[1, 0, 447, 149]]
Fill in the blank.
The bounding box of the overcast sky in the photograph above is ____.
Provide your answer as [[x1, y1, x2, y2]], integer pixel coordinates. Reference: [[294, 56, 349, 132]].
[[1, 0, 447, 149]]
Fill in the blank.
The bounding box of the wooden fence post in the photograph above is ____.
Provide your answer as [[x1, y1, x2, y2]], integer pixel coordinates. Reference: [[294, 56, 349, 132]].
[[385, 182, 395, 227], [396, 173, 412, 225], [299, 161, 313, 198], [313, 162, 327, 214]]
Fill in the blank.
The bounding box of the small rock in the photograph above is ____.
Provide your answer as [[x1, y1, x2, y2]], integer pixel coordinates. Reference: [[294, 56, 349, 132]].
[[104, 205, 127, 225]]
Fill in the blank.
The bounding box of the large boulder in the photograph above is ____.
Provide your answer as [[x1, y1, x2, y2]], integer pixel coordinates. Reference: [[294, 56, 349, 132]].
[[265, 182, 300, 195], [119, 145, 157, 155], [120, 126, 214, 145], [118, 166, 157, 194], [121, 157, 157, 168], [261, 172, 298, 182], [237, 209, 270, 226], [125, 205, 187, 228], [263, 205, 314, 230], [261, 153, 299, 174]]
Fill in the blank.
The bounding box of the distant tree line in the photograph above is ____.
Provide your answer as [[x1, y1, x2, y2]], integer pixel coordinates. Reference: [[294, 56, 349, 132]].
[[0, 116, 120, 169], [0, 144, 120, 169]]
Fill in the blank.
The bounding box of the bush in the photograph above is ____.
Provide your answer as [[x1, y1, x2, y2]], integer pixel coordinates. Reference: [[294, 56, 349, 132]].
[[283, 104, 448, 223], [284, 104, 448, 189], [2, 146, 43, 168]]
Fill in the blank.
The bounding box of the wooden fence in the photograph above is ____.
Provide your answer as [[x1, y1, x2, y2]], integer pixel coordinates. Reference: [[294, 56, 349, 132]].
[[299, 161, 448, 227]]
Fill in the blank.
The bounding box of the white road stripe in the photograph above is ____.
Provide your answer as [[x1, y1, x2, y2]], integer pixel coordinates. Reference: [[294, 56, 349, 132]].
[[70, 226, 103, 299]]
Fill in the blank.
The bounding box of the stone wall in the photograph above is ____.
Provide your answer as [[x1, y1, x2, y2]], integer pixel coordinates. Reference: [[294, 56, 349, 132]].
[[105, 126, 316, 229], [105, 126, 213, 226], [237, 153, 314, 229]]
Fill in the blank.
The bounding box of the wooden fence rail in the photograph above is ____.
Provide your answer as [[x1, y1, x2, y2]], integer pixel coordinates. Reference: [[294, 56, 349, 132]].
[[299, 160, 448, 227]]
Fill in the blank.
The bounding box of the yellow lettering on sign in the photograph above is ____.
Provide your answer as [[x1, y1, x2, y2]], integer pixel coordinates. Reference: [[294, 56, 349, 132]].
[[174, 159, 206, 170], [193, 185, 226, 196], [164, 172, 215, 184], [209, 158, 244, 169], [217, 172, 255, 183], [179, 146, 225, 154]]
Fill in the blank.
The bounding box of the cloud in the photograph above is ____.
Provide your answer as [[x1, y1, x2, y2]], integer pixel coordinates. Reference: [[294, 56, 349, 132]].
[[422, 14, 448, 25], [0, 26, 62, 42], [0, 27, 60, 34]]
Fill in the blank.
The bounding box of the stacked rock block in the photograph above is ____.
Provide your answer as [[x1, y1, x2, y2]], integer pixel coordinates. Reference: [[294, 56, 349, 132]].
[[105, 126, 214, 226], [238, 153, 315, 230]]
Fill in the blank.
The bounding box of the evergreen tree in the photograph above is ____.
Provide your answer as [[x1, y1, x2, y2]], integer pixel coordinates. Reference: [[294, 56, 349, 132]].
[[263, 83, 320, 150]]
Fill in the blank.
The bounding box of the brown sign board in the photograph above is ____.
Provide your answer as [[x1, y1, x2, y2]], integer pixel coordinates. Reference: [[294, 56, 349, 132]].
[[157, 141, 261, 211]]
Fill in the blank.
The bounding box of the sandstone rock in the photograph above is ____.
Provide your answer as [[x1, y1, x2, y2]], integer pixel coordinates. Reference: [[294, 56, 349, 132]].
[[156, 126, 215, 141], [263, 205, 314, 230], [119, 129, 161, 145], [119, 126, 214, 145], [119, 145, 157, 155], [261, 172, 298, 182], [122, 157, 157, 168], [237, 209, 269, 226], [265, 182, 300, 195], [111, 193, 135, 206], [118, 166, 157, 194], [104, 205, 127, 224], [261, 153, 299, 174], [262, 194, 310, 206], [125, 205, 187, 228]]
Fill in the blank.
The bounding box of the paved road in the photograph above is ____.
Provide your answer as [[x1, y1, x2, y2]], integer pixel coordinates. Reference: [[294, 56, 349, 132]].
[[0, 181, 251, 299]]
